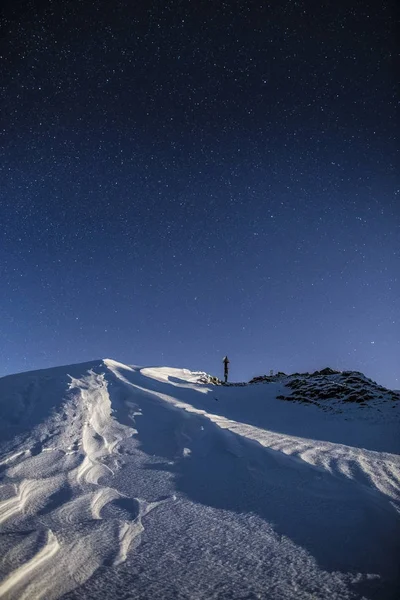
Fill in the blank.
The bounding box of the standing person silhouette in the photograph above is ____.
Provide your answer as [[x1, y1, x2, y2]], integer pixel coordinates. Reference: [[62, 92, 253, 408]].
[[223, 356, 230, 383]]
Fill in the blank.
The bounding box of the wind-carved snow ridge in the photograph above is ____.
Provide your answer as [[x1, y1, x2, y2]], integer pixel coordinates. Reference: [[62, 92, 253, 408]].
[[114, 365, 400, 510], [214, 419, 400, 509], [68, 370, 130, 484], [0, 529, 60, 599], [0, 366, 171, 600]]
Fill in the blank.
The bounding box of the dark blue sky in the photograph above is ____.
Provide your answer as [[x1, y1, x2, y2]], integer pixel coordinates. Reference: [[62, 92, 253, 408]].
[[1, 0, 398, 388]]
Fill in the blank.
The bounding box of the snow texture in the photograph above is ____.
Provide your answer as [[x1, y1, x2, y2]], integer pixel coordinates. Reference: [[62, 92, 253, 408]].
[[0, 359, 399, 599]]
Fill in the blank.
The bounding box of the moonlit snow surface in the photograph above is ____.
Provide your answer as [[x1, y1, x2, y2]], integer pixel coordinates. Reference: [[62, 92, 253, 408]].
[[0, 359, 399, 600]]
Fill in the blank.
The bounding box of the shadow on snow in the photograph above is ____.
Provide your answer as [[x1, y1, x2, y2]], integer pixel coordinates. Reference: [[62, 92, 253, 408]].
[[106, 366, 400, 600]]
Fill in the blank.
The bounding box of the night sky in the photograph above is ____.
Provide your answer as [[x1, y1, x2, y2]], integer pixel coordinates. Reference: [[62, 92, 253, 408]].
[[1, 0, 398, 388]]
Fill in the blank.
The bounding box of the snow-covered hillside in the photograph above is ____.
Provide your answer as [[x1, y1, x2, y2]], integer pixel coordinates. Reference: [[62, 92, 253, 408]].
[[0, 359, 399, 600]]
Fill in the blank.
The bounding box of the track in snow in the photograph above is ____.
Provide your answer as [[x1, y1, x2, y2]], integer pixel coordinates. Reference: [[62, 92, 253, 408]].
[[0, 366, 172, 599]]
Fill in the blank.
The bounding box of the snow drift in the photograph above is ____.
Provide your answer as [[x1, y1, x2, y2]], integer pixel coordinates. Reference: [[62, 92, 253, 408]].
[[0, 359, 399, 600]]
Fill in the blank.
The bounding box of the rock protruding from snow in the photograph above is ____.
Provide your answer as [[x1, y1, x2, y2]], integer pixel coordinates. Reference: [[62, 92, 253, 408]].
[[249, 368, 399, 418], [277, 370, 399, 411]]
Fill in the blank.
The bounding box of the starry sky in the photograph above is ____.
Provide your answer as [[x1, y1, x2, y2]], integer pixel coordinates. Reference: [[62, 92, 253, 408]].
[[1, 0, 399, 388]]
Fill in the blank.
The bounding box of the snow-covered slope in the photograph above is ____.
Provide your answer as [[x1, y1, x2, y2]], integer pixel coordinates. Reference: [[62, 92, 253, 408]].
[[0, 359, 399, 600]]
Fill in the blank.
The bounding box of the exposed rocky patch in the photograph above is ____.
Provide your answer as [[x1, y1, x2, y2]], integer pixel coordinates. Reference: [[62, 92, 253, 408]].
[[196, 373, 223, 385], [249, 369, 400, 414]]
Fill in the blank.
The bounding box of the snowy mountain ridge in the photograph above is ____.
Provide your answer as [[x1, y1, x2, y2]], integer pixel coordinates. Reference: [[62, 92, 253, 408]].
[[0, 358, 399, 600]]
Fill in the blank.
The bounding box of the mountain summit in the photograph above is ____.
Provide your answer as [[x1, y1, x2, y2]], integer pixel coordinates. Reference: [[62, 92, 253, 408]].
[[0, 359, 399, 600]]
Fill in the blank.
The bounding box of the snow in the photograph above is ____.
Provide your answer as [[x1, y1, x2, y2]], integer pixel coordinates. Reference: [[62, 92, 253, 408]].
[[0, 359, 399, 599]]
